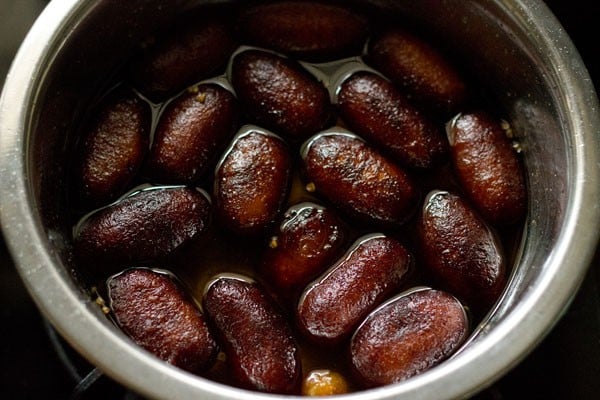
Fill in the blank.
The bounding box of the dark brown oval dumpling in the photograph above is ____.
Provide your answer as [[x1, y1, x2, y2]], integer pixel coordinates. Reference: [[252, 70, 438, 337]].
[[297, 234, 412, 346], [261, 202, 347, 300], [367, 28, 468, 116], [214, 127, 292, 235], [350, 287, 469, 387], [107, 268, 218, 374], [75, 186, 211, 266], [76, 89, 150, 208], [230, 49, 332, 142], [130, 17, 237, 102], [203, 274, 302, 394], [416, 190, 506, 311], [301, 130, 419, 227], [447, 112, 526, 226], [337, 71, 448, 169], [146, 83, 238, 184], [236, 1, 369, 62]]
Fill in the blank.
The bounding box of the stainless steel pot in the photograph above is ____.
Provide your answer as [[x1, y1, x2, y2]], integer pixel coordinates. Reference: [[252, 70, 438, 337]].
[[1, 1, 599, 399]]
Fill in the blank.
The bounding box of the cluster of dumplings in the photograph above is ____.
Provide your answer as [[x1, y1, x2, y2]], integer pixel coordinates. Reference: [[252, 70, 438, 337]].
[[70, 1, 526, 396]]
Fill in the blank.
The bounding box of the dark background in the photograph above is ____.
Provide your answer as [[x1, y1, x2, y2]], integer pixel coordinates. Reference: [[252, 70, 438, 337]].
[[1, 1, 599, 398]]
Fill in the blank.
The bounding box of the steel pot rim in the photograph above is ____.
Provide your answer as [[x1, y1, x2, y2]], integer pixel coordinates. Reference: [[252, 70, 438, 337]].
[[1, 1, 599, 399]]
